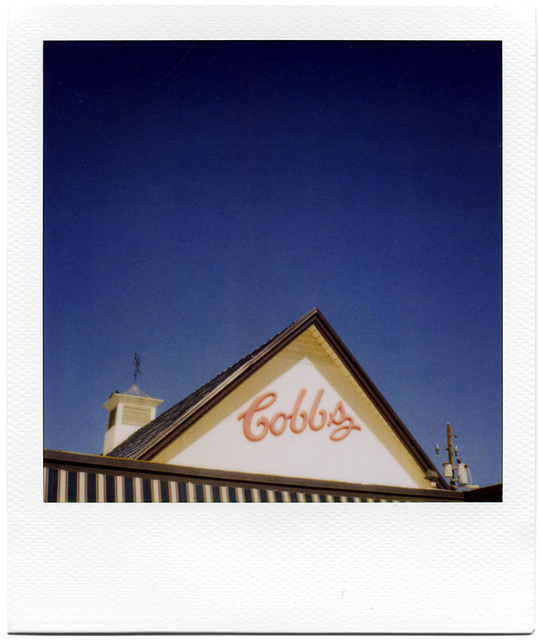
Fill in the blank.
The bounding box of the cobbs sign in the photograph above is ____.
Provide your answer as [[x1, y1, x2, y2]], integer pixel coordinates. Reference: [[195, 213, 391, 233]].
[[238, 388, 362, 442]]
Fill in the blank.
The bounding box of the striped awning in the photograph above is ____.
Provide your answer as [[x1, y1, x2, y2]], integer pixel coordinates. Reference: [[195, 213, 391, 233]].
[[43, 450, 463, 502], [43, 467, 402, 503]]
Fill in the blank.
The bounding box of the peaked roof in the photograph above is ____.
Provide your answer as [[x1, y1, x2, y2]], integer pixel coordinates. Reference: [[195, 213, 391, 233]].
[[121, 383, 152, 398], [107, 308, 448, 489]]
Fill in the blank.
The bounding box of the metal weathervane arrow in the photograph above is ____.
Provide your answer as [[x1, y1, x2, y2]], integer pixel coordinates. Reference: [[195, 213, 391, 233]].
[[132, 353, 141, 384]]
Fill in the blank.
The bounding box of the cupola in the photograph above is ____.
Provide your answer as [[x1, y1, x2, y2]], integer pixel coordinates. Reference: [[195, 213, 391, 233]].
[[103, 382, 163, 455]]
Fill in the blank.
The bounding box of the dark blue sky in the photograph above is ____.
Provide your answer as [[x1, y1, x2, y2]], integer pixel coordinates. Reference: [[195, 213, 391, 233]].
[[43, 41, 502, 487]]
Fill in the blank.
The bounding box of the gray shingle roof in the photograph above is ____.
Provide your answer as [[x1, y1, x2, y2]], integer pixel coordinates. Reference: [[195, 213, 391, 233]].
[[106, 312, 304, 459]]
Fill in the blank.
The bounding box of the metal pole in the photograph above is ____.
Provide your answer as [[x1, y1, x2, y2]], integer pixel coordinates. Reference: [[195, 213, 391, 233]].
[[447, 422, 455, 488]]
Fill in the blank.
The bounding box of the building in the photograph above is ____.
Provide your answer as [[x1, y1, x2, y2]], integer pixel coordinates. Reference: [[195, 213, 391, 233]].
[[44, 308, 502, 503]]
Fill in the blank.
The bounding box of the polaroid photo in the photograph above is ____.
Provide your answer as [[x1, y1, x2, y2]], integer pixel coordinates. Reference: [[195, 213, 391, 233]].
[[7, 4, 535, 634]]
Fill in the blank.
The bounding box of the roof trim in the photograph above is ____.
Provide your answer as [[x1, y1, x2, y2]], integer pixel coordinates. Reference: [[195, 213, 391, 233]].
[[107, 307, 448, 489]]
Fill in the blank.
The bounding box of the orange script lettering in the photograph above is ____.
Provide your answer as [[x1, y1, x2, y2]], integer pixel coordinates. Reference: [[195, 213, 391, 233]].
[[237, 389, 361, 442]]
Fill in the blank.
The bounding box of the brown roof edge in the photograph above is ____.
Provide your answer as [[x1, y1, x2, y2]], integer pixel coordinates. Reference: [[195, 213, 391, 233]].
[[310, 310, 449, 490], [125, 307, 447, 490], [43, 449, 461, 501], [462, 483, 503, 502], [137, 307, 324, 460]]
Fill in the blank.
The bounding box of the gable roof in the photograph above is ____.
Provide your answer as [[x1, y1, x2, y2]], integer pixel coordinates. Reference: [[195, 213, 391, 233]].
[[107, 308, 448, 489]]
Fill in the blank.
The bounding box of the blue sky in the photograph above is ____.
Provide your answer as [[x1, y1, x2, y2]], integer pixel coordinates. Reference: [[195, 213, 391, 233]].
[[43, 41, 502, 488]]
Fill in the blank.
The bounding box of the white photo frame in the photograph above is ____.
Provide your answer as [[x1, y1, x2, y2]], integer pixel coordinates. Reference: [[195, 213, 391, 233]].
[[7, 5, 535, 633]]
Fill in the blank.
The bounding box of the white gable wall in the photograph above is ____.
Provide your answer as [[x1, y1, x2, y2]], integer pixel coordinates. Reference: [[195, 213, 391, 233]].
[[152, 328, 432, 489]]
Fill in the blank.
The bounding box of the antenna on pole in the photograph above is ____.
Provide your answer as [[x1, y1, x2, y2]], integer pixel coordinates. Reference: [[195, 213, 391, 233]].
[[435, 422, 478, 491], [446, 422, 455, 487], [132, 353, 141, 384]]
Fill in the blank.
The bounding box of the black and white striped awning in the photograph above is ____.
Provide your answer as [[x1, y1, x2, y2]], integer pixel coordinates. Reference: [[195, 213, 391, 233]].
[[44, 466, 404, 503], [43, 450, 465, 503]]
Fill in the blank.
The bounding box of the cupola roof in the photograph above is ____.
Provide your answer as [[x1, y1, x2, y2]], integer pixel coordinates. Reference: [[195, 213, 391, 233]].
[[122, 383, 152, 398]]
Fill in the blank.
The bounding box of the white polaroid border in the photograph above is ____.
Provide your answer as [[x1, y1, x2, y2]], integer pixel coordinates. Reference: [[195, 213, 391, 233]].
[[7, 4, 535, 634]]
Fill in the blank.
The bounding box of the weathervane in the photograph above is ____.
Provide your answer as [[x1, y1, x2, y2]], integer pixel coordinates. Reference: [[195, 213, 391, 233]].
[[132, 353, 141, 384]]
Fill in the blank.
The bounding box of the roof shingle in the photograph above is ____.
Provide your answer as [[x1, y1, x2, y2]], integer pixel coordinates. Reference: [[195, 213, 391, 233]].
[[107, 312, 303, 459]]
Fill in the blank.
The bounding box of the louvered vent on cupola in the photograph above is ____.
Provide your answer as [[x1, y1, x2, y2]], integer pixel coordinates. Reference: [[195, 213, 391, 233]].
[[103, 383, 163, 455], [122, 404, 152, 428]]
